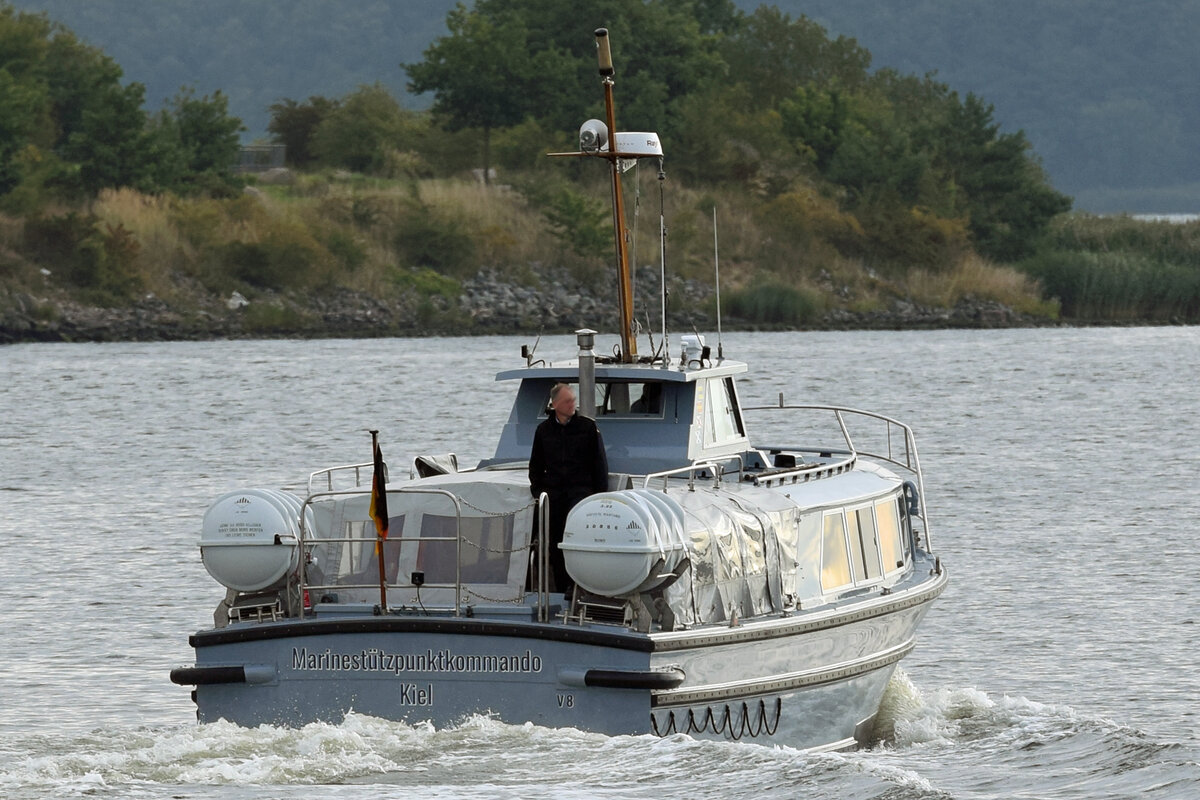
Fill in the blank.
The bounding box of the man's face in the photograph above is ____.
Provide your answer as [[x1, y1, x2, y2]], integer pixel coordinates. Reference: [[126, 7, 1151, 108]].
[[552, 388, 576, 418]]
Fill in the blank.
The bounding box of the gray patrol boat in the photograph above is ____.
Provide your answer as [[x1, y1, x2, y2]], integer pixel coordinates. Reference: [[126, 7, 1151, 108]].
[[171, 29, 946, 750]]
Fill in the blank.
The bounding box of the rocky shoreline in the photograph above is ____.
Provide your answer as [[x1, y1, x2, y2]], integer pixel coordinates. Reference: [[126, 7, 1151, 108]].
[[1, 267, 1053, 345]]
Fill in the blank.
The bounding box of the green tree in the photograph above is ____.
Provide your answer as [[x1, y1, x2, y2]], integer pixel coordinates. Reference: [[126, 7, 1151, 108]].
[[0, 70, 46, 197], [0, 3, 250, 202], [779, 85, 850, 171], [136, 111, 188, 192], [0, 5, 52, 189], [405, 3, 574, 184], [0, 4, 154, 201], [934, 93, 1071, 261], [268, 95, 339, 168], [138, 88, 243, 195], [671, 84, 799, 190], [47, 31, 149, 195], [310, 84, 406, 174], [172, 88, 242, 176], [720, 6, 870, 108], [481, 0, 728, 137], [406, 1, 729, 181]]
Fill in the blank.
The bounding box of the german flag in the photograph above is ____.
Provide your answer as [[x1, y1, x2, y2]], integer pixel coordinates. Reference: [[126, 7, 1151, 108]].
[[369, 430, 389, 611], [369, 431, 389, 540]]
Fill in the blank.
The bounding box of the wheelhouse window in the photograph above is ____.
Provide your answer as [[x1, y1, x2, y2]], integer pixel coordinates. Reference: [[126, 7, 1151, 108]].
[[876, 497, 906, 574], [704, 377, 745, 446], [596, 382, 664, 416], [820, 511, 852, 591], [847, 505, 883, 582], [822, 503, 895, 592]]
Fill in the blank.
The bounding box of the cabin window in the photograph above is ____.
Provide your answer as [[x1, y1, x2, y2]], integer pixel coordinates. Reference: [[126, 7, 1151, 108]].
[[416, 514, 515, 585], [704, 377, 745, 445], [596, 382, 664, 416], [876, 497, 905, 573], [820, 511, 852, 591], [848, 505, 883, 582]]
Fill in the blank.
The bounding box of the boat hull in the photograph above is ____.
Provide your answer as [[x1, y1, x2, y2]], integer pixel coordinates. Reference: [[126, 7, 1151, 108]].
[[175, 568, 945, 748], [647, 588, 938, 749], [183, 618, 656, 734]]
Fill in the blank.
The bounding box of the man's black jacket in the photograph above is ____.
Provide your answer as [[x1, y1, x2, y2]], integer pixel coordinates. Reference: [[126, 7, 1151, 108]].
[[528, 412, 609, 498]]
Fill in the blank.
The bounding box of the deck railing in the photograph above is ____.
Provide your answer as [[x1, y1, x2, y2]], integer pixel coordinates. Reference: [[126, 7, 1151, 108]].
[[307, 462, 375, 495], [742, 403, 932, 551], [536, 492, 550, 622], [295, 486, 464, 618], [641, 457, 742, 491]]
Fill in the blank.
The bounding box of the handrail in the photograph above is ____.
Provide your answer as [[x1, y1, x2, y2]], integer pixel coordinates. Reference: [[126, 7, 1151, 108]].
[[641, 454, 744, 491], [307, 462, 374, 495], [537, 492, 549, 622], [642, 460, 721, 491], [297, 486, 464, 617], [742, 403, 933, 551]]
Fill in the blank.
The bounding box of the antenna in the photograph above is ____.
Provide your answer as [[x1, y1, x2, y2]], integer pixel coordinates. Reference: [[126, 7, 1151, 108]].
[[658, 157, 669, 367], [712, 206, 724, 361], [521, 330, 544, 367]]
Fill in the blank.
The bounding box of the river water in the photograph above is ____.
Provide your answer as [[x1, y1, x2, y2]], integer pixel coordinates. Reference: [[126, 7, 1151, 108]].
[[1, 327, 1198, 799]]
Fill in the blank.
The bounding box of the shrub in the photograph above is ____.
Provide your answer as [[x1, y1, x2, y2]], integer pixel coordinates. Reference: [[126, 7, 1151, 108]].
[[394, 202, 475, 275], [224, 232, 327, 291], [391, 266, 461, 298], [725, 281, 821, 325], [323, 229, 367, 272], [763, 189, 865, 254], [169, 197, 230, 249], [21, 213, 142, 302], [541, 187, 610, 259], [854, 199, 971, 272]]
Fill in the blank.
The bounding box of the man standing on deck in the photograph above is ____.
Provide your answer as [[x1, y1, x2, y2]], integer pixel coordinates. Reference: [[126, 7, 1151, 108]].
[[529, 382, 608, 594]]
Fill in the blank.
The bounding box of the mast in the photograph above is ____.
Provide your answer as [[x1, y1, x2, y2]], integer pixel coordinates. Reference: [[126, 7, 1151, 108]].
[[550, 29, 659, 363], [595, 28, 638, 362]]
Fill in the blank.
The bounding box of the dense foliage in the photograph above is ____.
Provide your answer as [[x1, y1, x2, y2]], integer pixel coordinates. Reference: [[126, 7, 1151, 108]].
[[0, 4, 242, 210], [772, 0, 1200, 212], [397, 0, 1069, 265], [1, 0, 1195, 328], [12, 0, 1200, 212]]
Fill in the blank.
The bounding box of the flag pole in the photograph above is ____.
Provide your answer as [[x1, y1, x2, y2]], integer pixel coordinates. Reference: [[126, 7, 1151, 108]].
[[369, 429, 389, 613]]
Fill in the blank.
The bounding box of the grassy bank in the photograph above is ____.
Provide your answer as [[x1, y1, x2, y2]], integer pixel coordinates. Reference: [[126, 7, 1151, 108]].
[[2, 170, 1197, 341]]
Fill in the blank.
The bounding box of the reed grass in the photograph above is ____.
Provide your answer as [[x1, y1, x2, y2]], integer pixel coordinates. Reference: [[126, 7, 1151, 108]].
[[724, 281, 823, 325], [1023, 213, 1200, 321], [89, 189, 187, 297], [1022, 249, 1200, 321], [908, 255, 1059, 317], [1048, 213, 1200, 267]]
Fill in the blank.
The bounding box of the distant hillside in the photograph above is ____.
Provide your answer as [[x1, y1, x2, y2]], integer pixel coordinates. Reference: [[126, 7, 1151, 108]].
[[777, 0, 1200, 213], [10, 0, 1200, 212], [9, 0, 454, 128]]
